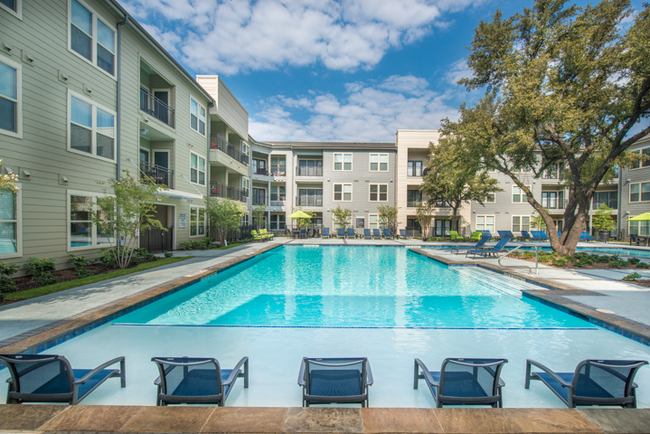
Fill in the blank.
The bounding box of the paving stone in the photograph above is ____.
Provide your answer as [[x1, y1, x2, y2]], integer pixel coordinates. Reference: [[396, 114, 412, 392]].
[[578, 408, 650, 434], [361, 407, 442, 433], [118, 406, 214, 433], [39, 405, 139, 432], [434, 408, 521, 433], [506, 409, 602, 433], [203, 407, 286, 433], [283, 408, 363, 433], [0, 404, 68, 430]]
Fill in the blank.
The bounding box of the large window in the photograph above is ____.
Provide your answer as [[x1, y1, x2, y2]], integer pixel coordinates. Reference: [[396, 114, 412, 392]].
[[0, 0, 21, 18], [270, 184, 286, 203], [631, 147, 650, 169], [0, 189, 21, 257], [69, 91, 115, 160], [629, 221, 650, 236], [630, 182, 650, 202], [298, 188, 322, 206], [333, 183, 352, 201], [189, 206, 206, 237], [0, 57, 21, 137], [369, 214, 379, 229], [69, 192, 112, 250], [334, 153, 352, 171], [542, 191, 564, 209], [592, 191, 617, 209], [190, 152, 205, 186], [369, 154, 388, 171], [270, 156, 286, 176], [369, 184, 388, 202], [297, 159, 323, 176], [475, 215, 495, 232], [512, 216, 530, 232], [270, 214, 285, 230], [190, 97, 206, 135], [512, 186, 528, 203], [69, 0, 116, 76], [407, 161, 423, 177], [407, 190, 422, 207], [252, 187, 266, 205], [253, 158, 267, 175]]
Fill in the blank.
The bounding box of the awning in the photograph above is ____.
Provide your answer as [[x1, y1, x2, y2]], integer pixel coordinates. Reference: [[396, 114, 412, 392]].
[[156, 190, 204, 201]]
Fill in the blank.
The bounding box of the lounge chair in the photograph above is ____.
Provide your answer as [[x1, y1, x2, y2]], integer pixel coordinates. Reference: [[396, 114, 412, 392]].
[[373, 229, 381, 239], [466, 237, 512, 258], [531, 231, 549, 240], [364, 229, 372, 239], [300, 229, 307, 239], [383, 229, 393, 239], [259, 228, 274, 240], [481, 230, 493, 239], [0, 353, 126, 405], [470, 231, 482, 242], [630, 233, 640, 245], [580, 231, 596, 242], [251, 230, 266, 242], [414, 358, 508, 408], [449, 230, 460, 241], [450, 235, 491, 254], [337, 228, 345, 238], [498, 230, 516, 239], [520, 231, 533, 240], [399, 229, 408, 239], [525, 359, 648, 408], [298, 357, 373, 407], [347, 228, 355, 239], [152, 356, 249, 406], [322, 228, 330, 238]]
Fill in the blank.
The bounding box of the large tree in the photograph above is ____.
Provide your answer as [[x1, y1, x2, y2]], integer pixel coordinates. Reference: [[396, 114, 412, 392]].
[[447, 0, 650, 255]]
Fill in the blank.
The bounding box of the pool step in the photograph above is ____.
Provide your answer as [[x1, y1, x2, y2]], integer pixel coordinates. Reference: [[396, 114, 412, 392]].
[[453, 268, 526, 297]]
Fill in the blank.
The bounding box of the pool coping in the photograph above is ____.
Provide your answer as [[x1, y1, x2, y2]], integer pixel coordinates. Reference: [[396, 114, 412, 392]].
[[410, 248, 650, 346]]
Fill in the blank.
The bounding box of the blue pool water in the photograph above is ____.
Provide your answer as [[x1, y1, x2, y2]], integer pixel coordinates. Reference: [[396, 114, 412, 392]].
[[116, 246, 593, 329]]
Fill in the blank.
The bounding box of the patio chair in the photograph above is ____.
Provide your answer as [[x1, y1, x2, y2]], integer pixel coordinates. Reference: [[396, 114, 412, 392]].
[[322, 228, 330, 238], [300, 229, 307, 239], [399, 229, 408, 239], [251, 230, 266, 242], [531, 231, 549, 240], [259, 229, 274, 240], [364, 229, 372, 239], [0, 353, 126, 405], [337, 228, 345, 238], [525, 359, 648, 408], [466, 237, 512, 258], [497, 230, 516, 239], [481, 230, 493, 239], [151, 356, 249, 406], [298, 357, 373, 407], [451, 235, 491, 254], [347, 228, 355, 239], [383, 229, 393, 239], [449, 230, 460, 241], [630, 233, 640, 246], [520, 231, 533, 240], [580, 231, 596, 242], [470, 231, 482, 242], [373, 229, 381, 239], [414, 358, 508, 408]]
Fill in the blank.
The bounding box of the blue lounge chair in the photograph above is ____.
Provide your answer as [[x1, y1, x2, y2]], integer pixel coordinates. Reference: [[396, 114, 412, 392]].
[[383, 229, 393, 239], [414, 358, 508, 408], [337, 228, 345, 238], [557, 231, 562, 238], [152, 356, 249, 406], [531, 231, 549, 240], [520, 231, 533, 240], [364, 229, 372, 239], [298, 357, 373, 407], [580, 231, 596, 242], [481, 230, 493, 239], [498, 230, 515, 239], [373, 229, 381, 239], [300, 229, 307, 239], [630, 233, 640, 245], [525, 359, 648, 408], [347, 228, 355, 239], [466, 237, 512, 258], [399, 229, 408, 239], [322, 228, 330, 238], [0, 353, 126, 405], [451, 235, 491, 254]]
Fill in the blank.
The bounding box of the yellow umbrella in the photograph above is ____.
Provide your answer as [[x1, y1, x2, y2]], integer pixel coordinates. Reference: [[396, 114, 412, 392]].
[[288, 210, 312, 219], [628, 212, 650, 221]]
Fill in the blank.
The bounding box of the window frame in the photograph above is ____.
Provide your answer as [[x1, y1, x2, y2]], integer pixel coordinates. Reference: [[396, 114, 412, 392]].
[[369, 183, 388, 202], [189, 205, 206, 237], [475, 215, 495, 232], [333, 153, 353, 171], [0, 56, 23, 138], [67, 90, 116, 162], [189, 151, 206, 186], [333, 183, 353, 202], [629, 182, 650, 203], [368, 214, 379, 230], [369, 153, 389, 172], [67, 190, 113, 252], [512, 185, 530, 203], [631, 147, 650, 170], [0, 0, 22, 19], [0, 185, 22, 259], [270, 184, 286, 202], [407, 160, 423, 177], [485, 192, 496, 203], [67, 0, 117, 78], [189, 96, 206, 136], [511, 215, 531, 232]]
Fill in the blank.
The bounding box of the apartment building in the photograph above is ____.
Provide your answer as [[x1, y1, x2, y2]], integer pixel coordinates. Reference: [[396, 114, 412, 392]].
[[619, 134, 650, 238], [0, 0, 213, 272]]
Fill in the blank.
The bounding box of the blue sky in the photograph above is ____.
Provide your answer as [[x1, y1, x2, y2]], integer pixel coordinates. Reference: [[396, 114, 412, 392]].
[[120, 0, 647, 143]]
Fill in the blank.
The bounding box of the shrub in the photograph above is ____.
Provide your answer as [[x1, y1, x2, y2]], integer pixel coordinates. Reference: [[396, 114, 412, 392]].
[[623, 272, 642, 281], [552, 256, 569, 267], [178, 238, 213, 250], [26, 257, 57, 286], [522, 251, 536, 260], [68, 254, 93, 279], [130, 248, 156, 265], [0, 262, 19, 299], [636, 262, 650, 269], [99, 248, 118, 269], [628, 257, 641, 265], [609, 259, 630, 269], [164, 251, 173, 258]]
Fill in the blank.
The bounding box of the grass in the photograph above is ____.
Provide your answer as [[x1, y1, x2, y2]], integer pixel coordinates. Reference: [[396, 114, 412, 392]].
[[211, 241, 249, 250], [5, 256, 192, 302]]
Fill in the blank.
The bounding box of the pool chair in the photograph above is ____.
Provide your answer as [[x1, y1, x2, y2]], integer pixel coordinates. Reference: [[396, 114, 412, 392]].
[[151, 356, 249, 406], [298, 357, 373, 407], [481, 230, 493, 239], [383, 229, 393, 239], [414, 358, 508, 408], [322, 228, 330, 238], [466, 237, 512, 258], [0, 353, 126, 405], [531, 231, 549, 240], [630, 233, 640, 245], [525, 359, 648, 408], [364, 229, 372, 239], [497, 230, 516, 239], [259, 228, 274, 240], [373, 229, 381, 239], [520, 231, 533, 240], [470, 231, 482, 242], [251, 230, 265, 242], [449, 230, 460, 241], [347, 228, 355, 239], [336, 228, 345, 238], [451, 234, 491, 254], [580, 231, 596, 242], [399, 229, 409, 239]]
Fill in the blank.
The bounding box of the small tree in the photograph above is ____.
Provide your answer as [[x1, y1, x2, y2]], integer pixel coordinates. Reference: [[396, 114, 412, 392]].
[[415, 201, 435, 240], [332, 206, 352, 229], [91, 171, 164, 269], [252, 205, 266, 229], [377, 205, 398, 234], [207, 198, 242, 246], [294, 209, 316, 229], [592, 204, 616, 234], [531, 212, 549, 231]]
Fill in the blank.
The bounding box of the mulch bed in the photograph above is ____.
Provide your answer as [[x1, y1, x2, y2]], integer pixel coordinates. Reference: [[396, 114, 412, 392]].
[[9, 264, 115, 293], [625, 280, 650, 287]]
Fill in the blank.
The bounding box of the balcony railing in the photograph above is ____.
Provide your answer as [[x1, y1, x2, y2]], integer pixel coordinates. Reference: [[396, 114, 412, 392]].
[[270, 166, 287, 177], [593, 199, 618, 210], [140, 88, 175, 128], [254, 167, 269, 176], [541, 199, 569, 210], [296, 165, 323, 176], [210, 134, 249, 166], [209, 181, 247, 202], [296, 196, 323, 207], [140, 161, 174, 189]]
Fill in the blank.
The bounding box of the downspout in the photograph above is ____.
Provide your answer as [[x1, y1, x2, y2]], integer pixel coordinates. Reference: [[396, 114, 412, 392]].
[[206, 102, 213, 200], [618, 164, 623, 239], [116, 14, 130, 180]]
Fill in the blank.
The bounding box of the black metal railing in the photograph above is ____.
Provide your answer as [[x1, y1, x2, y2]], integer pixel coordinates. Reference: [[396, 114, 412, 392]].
[[270, 166, 287, 177], [210, 134, 249, 165], [296, 195, 323, 206], [140, 88, 175, 127], [296, 165, 323, 176], [209, 181, 247, 202], [140, 161, 174, 189]]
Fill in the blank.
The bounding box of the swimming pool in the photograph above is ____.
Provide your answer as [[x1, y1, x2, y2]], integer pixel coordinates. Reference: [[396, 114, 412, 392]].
[[1, 246, 648, 408]]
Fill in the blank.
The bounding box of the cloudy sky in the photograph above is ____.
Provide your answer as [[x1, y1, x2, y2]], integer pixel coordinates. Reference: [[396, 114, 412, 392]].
[[119, 0, 647, 143]]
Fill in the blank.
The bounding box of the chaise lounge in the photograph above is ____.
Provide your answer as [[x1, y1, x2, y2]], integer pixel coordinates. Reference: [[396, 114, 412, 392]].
[[466, 237, 512, 258], [298, 357, 373, 407]]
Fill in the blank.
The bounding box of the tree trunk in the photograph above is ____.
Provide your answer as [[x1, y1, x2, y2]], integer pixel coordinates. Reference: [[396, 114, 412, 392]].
[[549, 206, 589, 256]]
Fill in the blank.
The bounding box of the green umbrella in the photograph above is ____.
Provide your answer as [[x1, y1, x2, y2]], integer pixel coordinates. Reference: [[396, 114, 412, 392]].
[[288, 210, 312, 219], [628, 212, 650, 221]]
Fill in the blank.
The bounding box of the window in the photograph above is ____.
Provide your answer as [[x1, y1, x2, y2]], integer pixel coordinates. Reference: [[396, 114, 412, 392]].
[[630, 182, 650, 202], [69, 192, 113, 251], [270, 185, 286, 202], [370, 154, 388, 171], [190, 152, 205, 186], [0, 0, 22, 18], [298, 188, 322, 206], [334, 153, 352, 171], [542, 191, 564, 209], [512, 216, 530, 232], [631, 148, 650, 169], [369, 214, 379, 229], [0, 57, 21, 137], [190, 97, 206, 135], [407, 190, 422, 207], [475, 215, 495, 232], [298, 159, 323, 176], [68, 91, 115, 160], [407, 161, 423, 177], [512, 186, 528, 203], [189, 206, 206, 236], [252, 188, 266, 205], [0, 188, 21, 257], [270, 214, 285, 230], [241, 177, 250, 197], [270, 156, 286, 176], [629, 221, 650, 236], [369, 184, 388, 202], [486, 192, 496, 203], [333, 183, 352, 201], [592, 191, 617, 209], [253, 158, 267, 175], [69, 0, 116, 75]]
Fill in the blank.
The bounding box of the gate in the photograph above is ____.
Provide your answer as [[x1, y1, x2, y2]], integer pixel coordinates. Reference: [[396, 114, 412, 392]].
[[141, 226, 174, 253]]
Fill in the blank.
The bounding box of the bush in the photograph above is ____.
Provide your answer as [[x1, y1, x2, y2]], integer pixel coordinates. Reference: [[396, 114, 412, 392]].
[[99, 248, 118, 269], [164, 251, 173, 258], [636, 262, 650, 269], [628, 257, 641, 265], [623, 272, 642, 281], [179, 238, 213, 250], [68, 254, 93, 279], [26, 257, 57, 286], [609, 259, 630, 269], [0, 262, 19, 299], [552, 256, 569, 267], [130, 248, 156, 265]]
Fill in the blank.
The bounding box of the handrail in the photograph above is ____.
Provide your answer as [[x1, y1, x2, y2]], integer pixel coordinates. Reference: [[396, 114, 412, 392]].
[[497, 243, 539, 274]]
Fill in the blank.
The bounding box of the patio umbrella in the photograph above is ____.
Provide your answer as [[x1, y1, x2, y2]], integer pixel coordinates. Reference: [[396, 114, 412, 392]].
[[288, 210, 312, 219], [628, 212, 650, 221]]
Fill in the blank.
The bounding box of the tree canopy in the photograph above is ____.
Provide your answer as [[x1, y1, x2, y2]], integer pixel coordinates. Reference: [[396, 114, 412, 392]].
[[446, 0, 650, 255], [207, 198, 242, 246]]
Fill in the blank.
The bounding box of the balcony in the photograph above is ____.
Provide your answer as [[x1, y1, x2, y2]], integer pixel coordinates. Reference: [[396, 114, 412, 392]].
[[210, 134, 249, 166], [296, 163, 323, 177], [254, 167, 270, 176], [542, 199, 569, 210], [209, 181, 247, 202], [296, 195, 323, 207], [140, 88, 175, 128], [140, 161, 174, 189], [271, 166, 287, 177]]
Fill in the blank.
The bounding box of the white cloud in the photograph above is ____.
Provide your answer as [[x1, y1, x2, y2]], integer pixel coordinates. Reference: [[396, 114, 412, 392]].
[[120, 0, 484, 74], [445, 58, 473, 86], [250, 75, 460, 142]]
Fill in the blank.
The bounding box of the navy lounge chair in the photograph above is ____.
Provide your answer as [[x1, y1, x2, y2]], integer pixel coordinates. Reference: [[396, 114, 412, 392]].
[[337, 228, 345, 238], [525, 359, 648, 408], [451, 235, 491, 255], [383, 229, 393, 239], [580, 231, 596, 242], [531, 231, 549, 240], [322, 228, 330, 238], [630, 233, 640, 245], [520, 231, 533, 240], [399, 229, 408, 239], [414, 358, 508, 408], [298, 357, 373, 407], [0, 353, 126, 405], [481, 230, 493, 239], [373, 229, 381, 239], [347, 228, 355, 239], [497, 230, 516, 239], [466, 237, 512, 258], [364, 229, 372, 239], [152, 356, 249, 406]]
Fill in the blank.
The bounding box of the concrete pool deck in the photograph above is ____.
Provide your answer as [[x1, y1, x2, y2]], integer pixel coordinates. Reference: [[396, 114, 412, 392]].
[[1, 238, 650, 433]]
